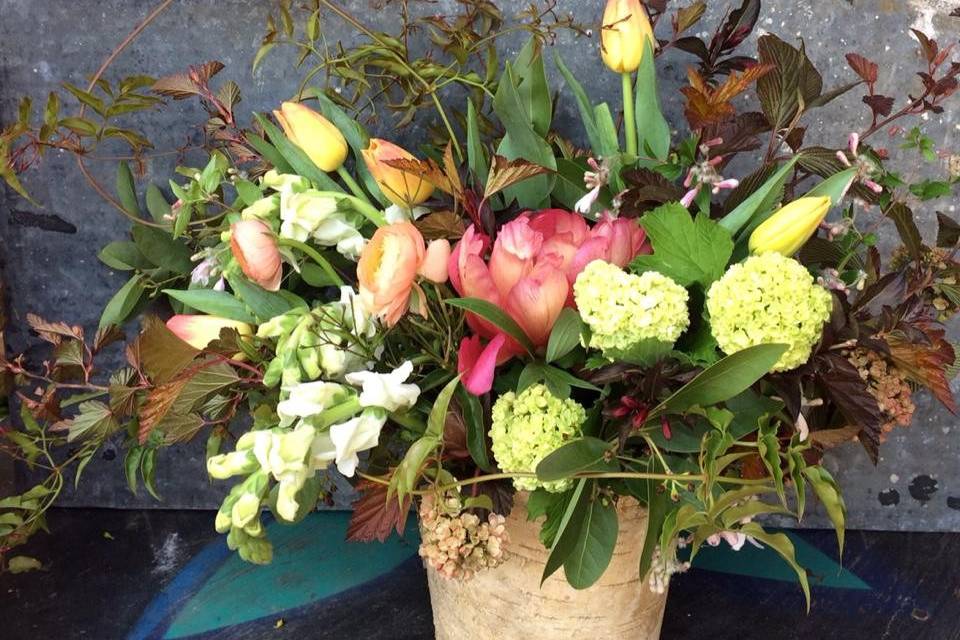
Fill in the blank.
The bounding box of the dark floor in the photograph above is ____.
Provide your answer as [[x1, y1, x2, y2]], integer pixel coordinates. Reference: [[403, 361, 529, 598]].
[[1, 508, 959, 639]]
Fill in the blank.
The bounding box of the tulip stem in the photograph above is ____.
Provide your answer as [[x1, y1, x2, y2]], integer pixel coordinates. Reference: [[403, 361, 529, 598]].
[[622, 72, 637, 157], [336, 165, 371, 204], [317, 191, 388, 227], [277, 238, 345, 287]]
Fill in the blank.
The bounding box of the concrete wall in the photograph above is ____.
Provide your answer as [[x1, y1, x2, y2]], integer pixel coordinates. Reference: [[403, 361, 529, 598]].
[[0, 0, 958, 530]]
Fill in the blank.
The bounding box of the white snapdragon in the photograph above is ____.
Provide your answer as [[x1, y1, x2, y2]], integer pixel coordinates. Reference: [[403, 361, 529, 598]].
[[326, 408, 388, 477], [383, 203, 430, 223], [276, 381, 349, 427], [345, 361, 420, 412]]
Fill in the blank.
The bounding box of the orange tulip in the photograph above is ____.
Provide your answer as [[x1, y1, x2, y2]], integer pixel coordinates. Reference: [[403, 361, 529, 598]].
[[273, 101, 348, 172], [357, 222, 449, 326], [166, 315, 253, 350], [231, 220, 283, 291], [361, 139, 435, 208]]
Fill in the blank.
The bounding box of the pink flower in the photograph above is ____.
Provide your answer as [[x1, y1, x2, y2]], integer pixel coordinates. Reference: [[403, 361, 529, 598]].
[[231, 220, 283, 291], [458, 333, 507, 395]]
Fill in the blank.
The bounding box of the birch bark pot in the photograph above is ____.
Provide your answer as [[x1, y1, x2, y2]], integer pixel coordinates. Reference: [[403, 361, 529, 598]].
[[425, 491, 669, 640]]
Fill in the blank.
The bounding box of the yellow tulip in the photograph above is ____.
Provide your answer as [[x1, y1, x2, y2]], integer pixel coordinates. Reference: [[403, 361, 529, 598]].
[[601, 0, 655, 74], [273, 101, 348, 172], [166, 315, 253, 350], [361, 138, 435, 208], [749, 196, 832, 257]]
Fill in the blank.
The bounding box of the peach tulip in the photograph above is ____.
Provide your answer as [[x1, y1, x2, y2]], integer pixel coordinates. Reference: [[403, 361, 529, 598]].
[[361, 139, 435, 208], [601, 0, 655, 74], [357, 222, 449, 326], [166, 315, 253, 350], [231, 220, 283, 291]]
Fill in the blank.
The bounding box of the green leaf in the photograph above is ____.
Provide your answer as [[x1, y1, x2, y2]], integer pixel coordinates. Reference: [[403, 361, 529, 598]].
[[554, 52, 603, 156], [536, 437, 618, 483], [145, 184, 171, 223], [653, 344, 788, 418], [718, 156, 798, 235], [445, 297, 534, 353], [758, 431, 786, 505], [563, 493, 618, 589], [631, 203, 734, 287], [513, 37, 552, 137], [546, 308, 583, 363], [124, 446, 144, 495], [910, 179, 954, 201], [163, 289, 256, 323], [116, 162, 141, 216], [98, 241, 153, 271], [603, 339, 674, 368], [803, 465, 846, 558], [7, 556, 43, 574], [592, 103, 620, 158], [225, 272, 295, 322], [466, 98, 488, 187], [131, 225, 193, 273], [805, 167, 857, 205], [253, 113, 341, 192], [59, 116, 97, 136], [636, 458, 670, 580], [493, 62, 556, 208], [552, 157, 592, 211], [634, 39, 671, 162], [245, 133, 294, 174], [426, 376, 461, 441], [457, 387, 493, 472], [739, 523, 811, 610], [542, 478, 589, 584], [99, 275, 146, 328]]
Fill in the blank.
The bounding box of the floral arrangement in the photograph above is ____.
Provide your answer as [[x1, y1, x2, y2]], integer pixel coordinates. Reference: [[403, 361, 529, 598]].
[[2, 0, 959, 607]]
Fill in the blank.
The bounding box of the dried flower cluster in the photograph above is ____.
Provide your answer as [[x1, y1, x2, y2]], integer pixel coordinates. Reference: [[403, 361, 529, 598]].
[[845, 348, 915, 441], [418, 493, 509, 581]]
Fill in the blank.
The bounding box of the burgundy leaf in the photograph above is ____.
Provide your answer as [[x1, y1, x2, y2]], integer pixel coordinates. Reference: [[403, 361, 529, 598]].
[[346, 478, 411, 543], [863, 94, 894, 117], [816, 353, 882, 464], [846, 53, 878, 84]]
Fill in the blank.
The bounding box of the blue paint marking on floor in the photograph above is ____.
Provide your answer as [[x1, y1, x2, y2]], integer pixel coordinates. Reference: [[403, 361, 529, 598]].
[[130, 512, 870, 639], [159, 512, 420, 639], [688, 532, 870, 590]]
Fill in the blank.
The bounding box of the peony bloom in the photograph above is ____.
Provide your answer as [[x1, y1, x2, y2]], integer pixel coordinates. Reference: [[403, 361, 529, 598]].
[[357, 222, 448, 326], [449, 209, 650, 394], [361, 139, 435, 208], [166, 315, 253, 350], [231, 219, 283, 291], [273, 101, 348, 172], [601, 0, 655, 74]]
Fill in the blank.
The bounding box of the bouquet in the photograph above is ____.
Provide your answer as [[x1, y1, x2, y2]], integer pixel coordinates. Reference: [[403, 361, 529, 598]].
[[2, 0, 959, 610]]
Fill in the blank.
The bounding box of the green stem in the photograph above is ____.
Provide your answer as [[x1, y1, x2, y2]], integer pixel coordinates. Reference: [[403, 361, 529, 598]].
[[336, 165, 370, 203], [277, 238, 345, 286], [313, 190, 387, 227], [622, 72, 637, 157], [317, 397, 363, 428], [430, 93, 463, 161]]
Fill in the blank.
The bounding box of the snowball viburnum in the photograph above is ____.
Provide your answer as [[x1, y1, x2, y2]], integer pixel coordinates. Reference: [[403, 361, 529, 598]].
[[573, 259, 690, 354], [706, 252, 832, 372], [490, 384, 586, 492]]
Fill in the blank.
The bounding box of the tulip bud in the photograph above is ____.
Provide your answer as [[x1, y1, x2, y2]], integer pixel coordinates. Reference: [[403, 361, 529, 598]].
[[231, 219, 283, 291], [361, 139, 435, 208], [601, 0, 655, 73], [273, 101, 348, 172], [749, 196, 832, 257], [166, 315, 253, 350]]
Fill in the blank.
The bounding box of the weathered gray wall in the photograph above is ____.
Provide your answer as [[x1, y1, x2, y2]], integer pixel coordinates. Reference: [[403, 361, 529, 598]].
[[1, 0, 958, 530]]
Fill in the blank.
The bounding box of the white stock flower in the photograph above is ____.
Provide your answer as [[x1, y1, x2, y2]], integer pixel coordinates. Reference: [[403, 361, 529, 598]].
[[327, 409, 387, 476], [241, 194, 280, 221], [276, 381, 348, 426], [345, 361, 420, 412]]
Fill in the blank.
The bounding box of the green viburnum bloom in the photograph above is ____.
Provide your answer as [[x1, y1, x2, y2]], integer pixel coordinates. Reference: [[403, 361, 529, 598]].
[[706, 252, 833, 372], [490, 384, 586, 493], [573, 259, 690, 354]]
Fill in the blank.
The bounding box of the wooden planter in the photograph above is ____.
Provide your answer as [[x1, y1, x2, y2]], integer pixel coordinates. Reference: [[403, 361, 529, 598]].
[[425, 491, 669, 640]]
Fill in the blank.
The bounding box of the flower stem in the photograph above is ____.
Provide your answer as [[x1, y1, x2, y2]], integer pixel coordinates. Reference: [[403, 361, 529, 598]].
[[336, 165, 370, 203], [622, 72, 638, 157], [277, 237, 345, 286]]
